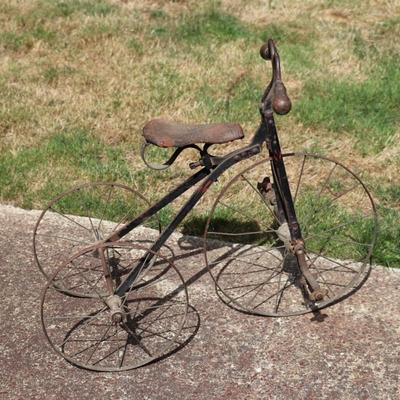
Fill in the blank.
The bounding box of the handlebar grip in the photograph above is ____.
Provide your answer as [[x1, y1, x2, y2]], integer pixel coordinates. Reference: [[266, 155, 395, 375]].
[[272, 81, 291, 115], [260, 40, 292, 115], [259, 43, 271, 60]]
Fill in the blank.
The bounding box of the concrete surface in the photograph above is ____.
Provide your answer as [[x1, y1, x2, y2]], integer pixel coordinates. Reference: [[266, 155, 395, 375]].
[[0, 205, 399, 400]]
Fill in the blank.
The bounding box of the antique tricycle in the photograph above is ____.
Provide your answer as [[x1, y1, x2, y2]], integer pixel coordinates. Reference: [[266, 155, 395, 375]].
[[33, 40, 377, 371]]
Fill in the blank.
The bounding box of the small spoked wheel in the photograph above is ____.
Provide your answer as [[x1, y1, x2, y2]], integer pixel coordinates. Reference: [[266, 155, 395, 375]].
[[41, 242, 189, 372], [33, 182, 161, 296], [204, 153, 377, 317]]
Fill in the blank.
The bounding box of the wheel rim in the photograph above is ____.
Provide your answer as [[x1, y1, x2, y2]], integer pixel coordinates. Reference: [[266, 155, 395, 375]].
[[41, 242, 189, 372], [33, 182, 161, 296], [204, 153, 377, 316]]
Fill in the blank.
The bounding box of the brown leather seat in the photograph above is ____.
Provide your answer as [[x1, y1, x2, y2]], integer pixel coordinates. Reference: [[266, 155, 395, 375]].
[[143, 119, 244, 148]]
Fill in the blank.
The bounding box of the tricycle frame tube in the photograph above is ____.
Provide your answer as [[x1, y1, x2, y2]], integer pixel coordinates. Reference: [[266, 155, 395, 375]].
[[263, 112, 302, 241], [115, 144, 260, 297], [105, 168, 209, 243]]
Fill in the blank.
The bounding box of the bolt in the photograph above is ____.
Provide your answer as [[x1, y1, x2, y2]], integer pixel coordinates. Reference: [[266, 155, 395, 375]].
[[111, 312, 122, 323]]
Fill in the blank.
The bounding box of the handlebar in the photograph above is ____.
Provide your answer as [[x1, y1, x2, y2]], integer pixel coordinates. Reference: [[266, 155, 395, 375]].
[[260, 39, 292, 115]]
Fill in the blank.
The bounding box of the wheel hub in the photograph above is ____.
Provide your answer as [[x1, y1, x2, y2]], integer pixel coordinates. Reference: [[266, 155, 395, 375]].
[[105, 294, 123, 323]]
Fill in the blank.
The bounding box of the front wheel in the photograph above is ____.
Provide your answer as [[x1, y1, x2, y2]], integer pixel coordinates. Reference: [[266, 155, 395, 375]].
[[204, 153, 377, 317]]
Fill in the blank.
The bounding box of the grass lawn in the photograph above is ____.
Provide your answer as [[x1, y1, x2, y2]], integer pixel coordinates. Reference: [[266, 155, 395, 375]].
[[0, 0, 399, 267]]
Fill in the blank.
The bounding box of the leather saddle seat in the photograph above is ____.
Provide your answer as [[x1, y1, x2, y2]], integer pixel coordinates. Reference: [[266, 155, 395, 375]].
[[143, 119, 244, 148]]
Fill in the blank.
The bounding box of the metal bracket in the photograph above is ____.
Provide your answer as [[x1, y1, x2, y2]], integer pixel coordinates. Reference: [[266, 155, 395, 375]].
[[141, 142, 202, 170]]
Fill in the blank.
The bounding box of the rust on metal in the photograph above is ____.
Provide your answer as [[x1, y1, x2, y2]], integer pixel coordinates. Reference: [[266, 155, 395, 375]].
[[142, 119, 244, 148], [99, 244, 115, 295], [34, 39, 379, 373], [199, 179, 213, 193], [260, 39, 292, 116]]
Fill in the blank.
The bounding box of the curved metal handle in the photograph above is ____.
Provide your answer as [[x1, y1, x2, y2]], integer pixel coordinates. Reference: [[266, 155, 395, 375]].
[[140, 142, 176, 170], [141, 142, 203, 170], [260, 39, 292, 115]]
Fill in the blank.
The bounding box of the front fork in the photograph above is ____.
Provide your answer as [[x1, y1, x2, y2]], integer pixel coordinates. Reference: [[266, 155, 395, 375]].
[[261, 112, 327, 302], [258, 174, 327, 302], [90, 243, 125, 323]]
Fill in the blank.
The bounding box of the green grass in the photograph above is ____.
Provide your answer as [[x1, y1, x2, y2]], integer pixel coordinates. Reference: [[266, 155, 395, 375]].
[[375, 184, 400, 206], [0, 26, 56, 51], [0, 130, 145, 207], [0, 0, 399, 267], [42, 65, 76, 84], [0, 129, 176, 229], [40, 0, 117, 18], [295, 192, 376, 262], [294, 56, 400, 154], [373, 206, 400, 268], [176, 9, 251, 44], [194, 75, 262, 123]]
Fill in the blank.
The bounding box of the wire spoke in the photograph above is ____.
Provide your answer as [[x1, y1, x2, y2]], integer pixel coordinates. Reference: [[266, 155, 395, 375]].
[[121, 252, 158, 307], [244, 259, 284, 306], [92, 337, 133, 366], [112, 203, 141, 233], [275, 275, 291, 313], [87, 214, 98, 239], [317, 164, 337, 198], [274, 250, 289, 312], [293, 154, 306, 204], [300, 185, 361, 234], [305, 232, 372, 248], [138, 326, 181, 345], [217, 200, 264, 228], [310, 252, 360, 274], [72, 261, 108, 304], [208, 229, 276, 236], [57, 308, 108, 347], [48, 313, 102, 321], [49, 207, 92, 232], [305, 253, 334, 298], [227, 267, 283, 303], [304, 218, 360, 243], [119, 335, 129, 368], [86, 324, 113, 363], [137, 303, 174, 332], [122, 323, 153, 357], [98, 186, 114, 231], [253, 279, 295, 310], [218, 255, 283, 272], [36, 232, 91, 245]]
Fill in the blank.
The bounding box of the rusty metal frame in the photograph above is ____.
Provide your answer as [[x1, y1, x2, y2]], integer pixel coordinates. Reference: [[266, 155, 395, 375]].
[[112, 143, 261, 296], [37, 39, 380, 372], [100, 39, 325, 300]]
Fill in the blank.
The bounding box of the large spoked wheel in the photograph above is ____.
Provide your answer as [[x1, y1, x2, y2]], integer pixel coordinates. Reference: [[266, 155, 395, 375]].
[[41, 242, 189, 372], [33, 182, 161, 295], [204, 153, 377, 317]]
